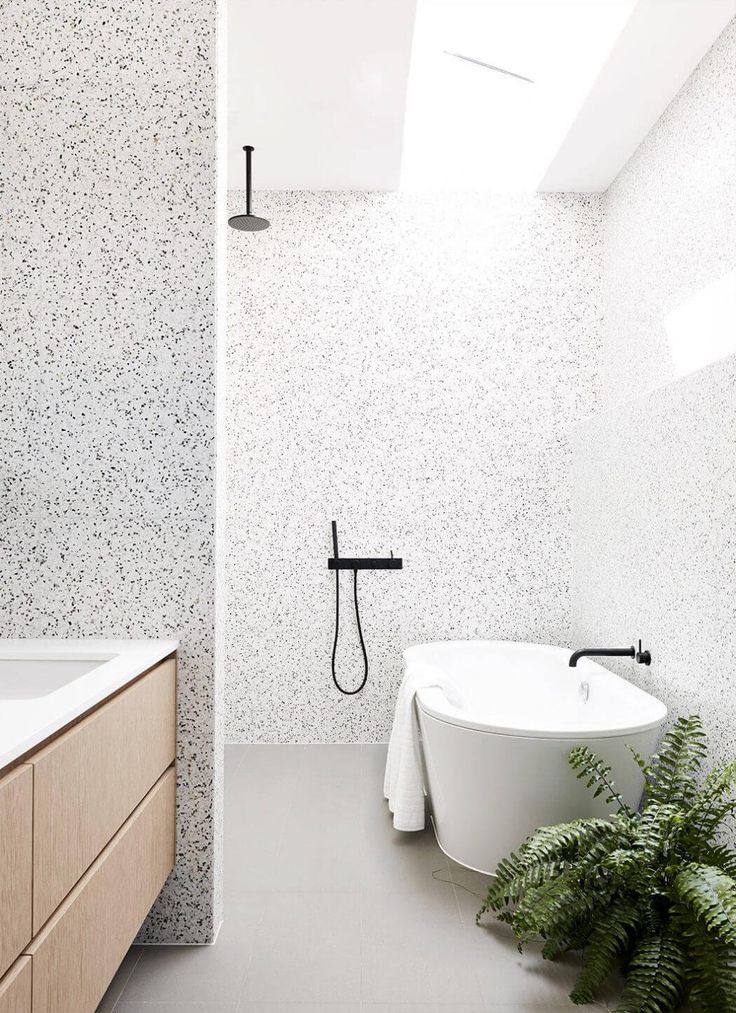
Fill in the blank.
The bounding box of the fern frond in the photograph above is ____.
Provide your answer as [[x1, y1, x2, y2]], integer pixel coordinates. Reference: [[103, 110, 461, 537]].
[[616, 930, 687, 1013], [674, 863, 736, 946], [510, 870, 605, 946], [518, 818, 622, 868], [632, 803, 684, 870], [569, 746, 632, 814], [570, 900, 641, 1004], [478, 715, 736, 1011], [493, 848, 527, 886], [686, 760, 736, 839], [669, 901, 736, 1012], [481, 860, 567, 914], [629, 744, 652, 782], [685, 921, 736, 1011], [690, 843, 736, 880], [647, 716, 707, 806]]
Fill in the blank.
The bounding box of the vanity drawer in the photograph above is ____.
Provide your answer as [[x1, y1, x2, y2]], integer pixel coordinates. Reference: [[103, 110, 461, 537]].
[[32, 657, 176, 932], [28, 767, 175, 1013], [0, 956, 31, 1013], [0, 766, 33, 980]]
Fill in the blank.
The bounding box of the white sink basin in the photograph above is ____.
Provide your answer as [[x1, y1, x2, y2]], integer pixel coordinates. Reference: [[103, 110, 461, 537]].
[[0, 639, 178, 770], [0, 657, 116, 699]]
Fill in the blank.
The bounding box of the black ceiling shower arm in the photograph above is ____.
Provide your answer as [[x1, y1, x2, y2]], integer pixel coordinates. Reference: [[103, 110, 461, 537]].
[[228, 144, 270, 232], [244, 145, 253, 216]]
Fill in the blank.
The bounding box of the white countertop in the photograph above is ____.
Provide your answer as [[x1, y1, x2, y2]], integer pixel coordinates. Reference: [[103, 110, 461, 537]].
[[0, 639, 178, 771]]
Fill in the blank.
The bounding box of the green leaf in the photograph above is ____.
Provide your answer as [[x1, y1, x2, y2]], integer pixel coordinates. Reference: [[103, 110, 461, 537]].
[[628, 744, 651, 782], [478, 715, 736, 1012], [616, 930, 687, 1013], [680, 912, 736, 1012], [647, 716, 707, 806], [570, 900, 641, 1004], [482, 860, 567, 913], [687, 760, 736, 840], [569, 745, 632, 815], [674, 864, 736, 946], [509, 869, 609, 947], [519, 818, 622, 867], [691, 843, 736, 880]]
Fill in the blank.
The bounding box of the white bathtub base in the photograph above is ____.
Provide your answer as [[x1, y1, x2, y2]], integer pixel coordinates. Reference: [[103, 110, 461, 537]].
[[429, 813, 496, 877], [409, 640, 667, 876]]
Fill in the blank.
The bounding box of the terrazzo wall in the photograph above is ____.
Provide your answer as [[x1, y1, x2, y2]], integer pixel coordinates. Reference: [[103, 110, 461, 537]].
[[226, 192, 603, 742], [0, 1, 221, 942], [601, 16, 736, 403], [572, 18, 736, 763]]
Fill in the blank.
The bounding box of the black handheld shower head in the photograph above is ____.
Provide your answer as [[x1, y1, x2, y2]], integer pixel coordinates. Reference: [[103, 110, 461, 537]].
[[229, 145, 270, 232]]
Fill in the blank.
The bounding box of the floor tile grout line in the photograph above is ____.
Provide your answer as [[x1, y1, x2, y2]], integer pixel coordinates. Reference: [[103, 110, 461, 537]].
[[231, 763, 301, 1004], [236, 890, 268, 1003], [447, 860, 488, 1007], [108, 948, 143, 1011]]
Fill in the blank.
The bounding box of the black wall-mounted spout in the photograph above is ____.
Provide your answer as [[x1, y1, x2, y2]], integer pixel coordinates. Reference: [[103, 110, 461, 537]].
[[569, 640, 651, 668]]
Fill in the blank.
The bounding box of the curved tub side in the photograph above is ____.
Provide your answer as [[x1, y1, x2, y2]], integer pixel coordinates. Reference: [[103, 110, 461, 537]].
[[416, 708, 660, 875]]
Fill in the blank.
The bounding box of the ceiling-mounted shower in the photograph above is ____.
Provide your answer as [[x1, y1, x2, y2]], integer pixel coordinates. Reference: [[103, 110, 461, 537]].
[[228, 145, 270, 232]]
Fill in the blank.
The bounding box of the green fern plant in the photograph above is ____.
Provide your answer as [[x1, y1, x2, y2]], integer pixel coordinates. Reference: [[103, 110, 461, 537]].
[[478, 716, 736, 1012]]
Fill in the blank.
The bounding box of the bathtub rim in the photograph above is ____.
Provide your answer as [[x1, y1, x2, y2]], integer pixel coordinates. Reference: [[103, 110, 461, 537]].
[[408, 639, 668, 740]]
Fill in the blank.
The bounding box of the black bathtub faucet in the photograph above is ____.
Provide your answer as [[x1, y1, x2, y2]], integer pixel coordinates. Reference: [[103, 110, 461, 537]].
[[569, 640, 651, 668]]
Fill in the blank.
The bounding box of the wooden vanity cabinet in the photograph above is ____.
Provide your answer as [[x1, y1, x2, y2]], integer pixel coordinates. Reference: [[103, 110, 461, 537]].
[[31, 657, 176, 932], [0, 653, 177, 1013], [0, 766, 33, 981], [0, 957, 32, 1013], [28, 769, 176, 1013]]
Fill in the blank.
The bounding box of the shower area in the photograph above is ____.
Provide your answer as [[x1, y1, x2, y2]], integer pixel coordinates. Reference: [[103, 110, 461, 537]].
[[223, 189, 602, 742]]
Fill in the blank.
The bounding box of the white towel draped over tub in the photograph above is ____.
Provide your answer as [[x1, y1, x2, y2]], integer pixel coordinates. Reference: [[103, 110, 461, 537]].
[[383, 663, 463, 831]]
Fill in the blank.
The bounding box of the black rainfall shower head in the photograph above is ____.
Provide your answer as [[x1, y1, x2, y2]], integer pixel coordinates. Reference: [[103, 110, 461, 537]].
[[228, 213, 270, 232], [229, 145, 270, 232]]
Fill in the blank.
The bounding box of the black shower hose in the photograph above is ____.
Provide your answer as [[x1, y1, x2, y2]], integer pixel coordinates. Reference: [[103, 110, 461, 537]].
[[331, 567, 368, 694]]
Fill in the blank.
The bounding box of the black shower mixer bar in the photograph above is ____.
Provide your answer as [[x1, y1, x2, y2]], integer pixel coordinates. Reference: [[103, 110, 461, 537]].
[[328, 556, 402, 570], [328, 521, 403, 696], [327, 521, 403, 570]]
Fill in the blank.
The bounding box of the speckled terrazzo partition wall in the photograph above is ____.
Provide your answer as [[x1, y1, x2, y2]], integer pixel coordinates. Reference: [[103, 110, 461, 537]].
[[0, 2, 221, 942], [226, 192, 603, 742], [572, 19, 736, 762]]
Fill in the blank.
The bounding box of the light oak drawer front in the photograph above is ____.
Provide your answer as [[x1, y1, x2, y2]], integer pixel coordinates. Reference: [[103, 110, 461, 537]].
[[0, 957, 32, 1013], [28, 767, 175, 1013], [32, 657, 176, 932], [0, 767, 33, 980]]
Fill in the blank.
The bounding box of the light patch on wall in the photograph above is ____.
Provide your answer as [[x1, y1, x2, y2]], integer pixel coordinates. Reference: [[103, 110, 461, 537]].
[[665, 268, 736, 377]]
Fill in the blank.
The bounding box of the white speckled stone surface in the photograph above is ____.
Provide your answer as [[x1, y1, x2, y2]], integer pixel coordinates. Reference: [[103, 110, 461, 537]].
[[571, 356, 736, 763], [226, 191, 603, 742], [0, 0, 220, 943], [573, 18, 736, 768], [603, 16, 736, 404]]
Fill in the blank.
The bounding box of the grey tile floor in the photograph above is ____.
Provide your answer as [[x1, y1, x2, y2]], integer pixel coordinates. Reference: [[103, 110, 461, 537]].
[[99, 744, 617, 1012]]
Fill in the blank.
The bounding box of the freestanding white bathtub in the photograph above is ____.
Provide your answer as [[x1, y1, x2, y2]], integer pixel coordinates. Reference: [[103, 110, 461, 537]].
[[412, 640, 667, 874]]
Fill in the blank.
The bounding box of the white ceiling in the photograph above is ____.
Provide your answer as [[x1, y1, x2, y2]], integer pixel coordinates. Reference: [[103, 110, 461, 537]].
[[227, 0, 735, 192], [539, 0, 736, 191], [227, 0, 417, 190], [399, 0, 637, 190]]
